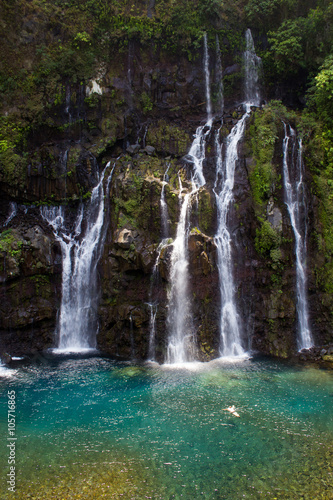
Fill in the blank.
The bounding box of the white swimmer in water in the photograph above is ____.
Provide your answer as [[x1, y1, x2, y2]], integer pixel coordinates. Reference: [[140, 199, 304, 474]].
[[222, 405, 240, 417]]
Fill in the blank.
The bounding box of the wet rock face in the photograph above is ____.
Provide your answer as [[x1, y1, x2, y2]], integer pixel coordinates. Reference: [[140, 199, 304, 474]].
[[0, 208, 61, 354], [0, 33, 332, 363], [0, 117, 331, 361], [1, 13, 332, 362]]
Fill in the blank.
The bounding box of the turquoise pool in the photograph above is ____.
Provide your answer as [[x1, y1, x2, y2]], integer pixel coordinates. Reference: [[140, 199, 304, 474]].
[[0, 355, 332, 499]]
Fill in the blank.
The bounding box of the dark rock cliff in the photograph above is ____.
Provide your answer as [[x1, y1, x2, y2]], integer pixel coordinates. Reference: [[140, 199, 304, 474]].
[[0, 34, 332, 363]]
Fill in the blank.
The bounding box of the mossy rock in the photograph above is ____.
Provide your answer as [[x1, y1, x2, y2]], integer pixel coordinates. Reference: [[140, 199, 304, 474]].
[[322, 354, 333, 362], [146, 120, 191, 157]]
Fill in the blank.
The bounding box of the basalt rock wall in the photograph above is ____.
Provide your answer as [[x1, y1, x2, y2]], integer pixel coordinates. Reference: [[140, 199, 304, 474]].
[[0, 35, 332, 361]]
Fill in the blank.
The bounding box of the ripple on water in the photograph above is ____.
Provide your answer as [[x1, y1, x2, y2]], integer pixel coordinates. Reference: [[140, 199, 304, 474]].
[[0, 356, 332, 499]]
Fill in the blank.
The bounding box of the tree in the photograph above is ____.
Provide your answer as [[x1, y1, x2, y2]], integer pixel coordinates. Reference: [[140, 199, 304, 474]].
[[311, 54, 333, 126], [267, 19, 305, 75]]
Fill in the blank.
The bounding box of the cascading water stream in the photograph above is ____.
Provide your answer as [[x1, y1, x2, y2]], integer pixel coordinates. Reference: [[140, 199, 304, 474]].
[[3, 202, 17, 227], [213, 29, 261, 357], [282, 124, 313, 350], [214, 114, 249, 357], [203, 33, 212, 122], [147, 302, 157, 361], [61, 149, 69, 199], [244, 28, 262, 108], [41, 163, 114, 352], [165, 33, 212, 364], [147, 238, 169, 361], [160, 164, 170, 239], [215, 35, 224, 116], [147, 165, 171, 361], [129, 314, 135, 359], [166, 190, 194, 364]]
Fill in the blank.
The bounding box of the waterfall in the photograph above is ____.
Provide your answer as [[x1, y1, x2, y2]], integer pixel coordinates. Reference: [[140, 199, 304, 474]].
[[4, 202, 17, 227], [147, 165, 171, 361], [215, 35, 224, 116], [65, 85, 72, 123], [147, 238, 169, 361], [214, 114, 249, 357], [41, 163, 114, 352], [127, 40, 134, 109], [166, 191, 195, 364], [61, 149, 69, 199], [165, 35, 213, 364], [129, 314, 135, 359], [160, 164, 170, 238], [203, 33, 212, 121], [282, 125, 313, 350], [213, 29, 262, 357], [147, 302, 158, 361], [244, 28, 262, 109]]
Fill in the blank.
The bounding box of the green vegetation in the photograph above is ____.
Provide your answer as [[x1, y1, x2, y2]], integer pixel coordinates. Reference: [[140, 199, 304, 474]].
[[255, 219, 280, 256], [140, 92, 153, 114], [0, 230, 24, 260], [197, 190, 214, 234], [146, 121, 191, 157], [0, 116, 29, 190], [248, 106, 279, 210], [308, 55, 333, 128], [255, 218, 284, 273], [247, 101, 294, 213], [0, 0, 333, 310], [303, 121, 333, 293]]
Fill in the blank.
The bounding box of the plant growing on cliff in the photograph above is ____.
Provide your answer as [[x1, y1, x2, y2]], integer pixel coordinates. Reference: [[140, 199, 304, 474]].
[[308, 54, 333, 128], [0, 230, 23, 259], [255, 218, 284, 271], [140, 92, 153, 114], [248, 106, 280, 212], [267, 19, 304, 75], [0, 117, 29, 190], [255, 219, 281, 256]]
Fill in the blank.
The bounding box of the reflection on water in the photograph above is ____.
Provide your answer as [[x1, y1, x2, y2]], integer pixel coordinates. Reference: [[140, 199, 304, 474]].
[[0, 356, 332, 499]]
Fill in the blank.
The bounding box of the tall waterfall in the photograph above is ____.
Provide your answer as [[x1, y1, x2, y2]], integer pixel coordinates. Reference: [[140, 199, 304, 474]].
[[244, 28, 262, 108], [4, 202, 17, 227], [214, 114, 249, 357], [147, 241, 166, 362], [203, 33, 212, 121], [147, 165, 171, 361], [166, 33, 212, 364], [41, 164, 114, 352], [214, 29, 261, 357], [282, 125, 313, 350], [166, 189, 195, 364], [160, 164, 170, 239], [215, 35, 224, 116]]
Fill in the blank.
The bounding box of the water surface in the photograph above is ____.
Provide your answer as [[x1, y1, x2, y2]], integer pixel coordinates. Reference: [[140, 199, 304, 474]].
[[0, 355, 332, 499]]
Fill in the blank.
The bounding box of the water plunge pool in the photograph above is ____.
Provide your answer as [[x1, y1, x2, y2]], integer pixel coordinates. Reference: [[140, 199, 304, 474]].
[[1, 355, 332, 499]]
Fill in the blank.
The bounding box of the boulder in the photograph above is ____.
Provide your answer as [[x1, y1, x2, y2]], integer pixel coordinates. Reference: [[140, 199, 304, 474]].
[[126, 144, 141, 155], [114, 228, 134, 249]]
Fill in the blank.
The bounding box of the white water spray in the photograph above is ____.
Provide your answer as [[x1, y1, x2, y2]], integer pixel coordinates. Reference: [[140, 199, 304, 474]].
[[41, 163, 114, 352], [203, 33, 212, 121], [166, 190, 195, 364], [214, 114, 249, 357], [166, 34, 213, 364], [214, 28, 262, 357], [244, 28, 262, 109], [147, 164, 171, 361], [3, 202, 17, 227], [282, 124, 313, 350], [147, 238, 169, 361], [160, 164, 170, 239], [215, 35, 224, 116]]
